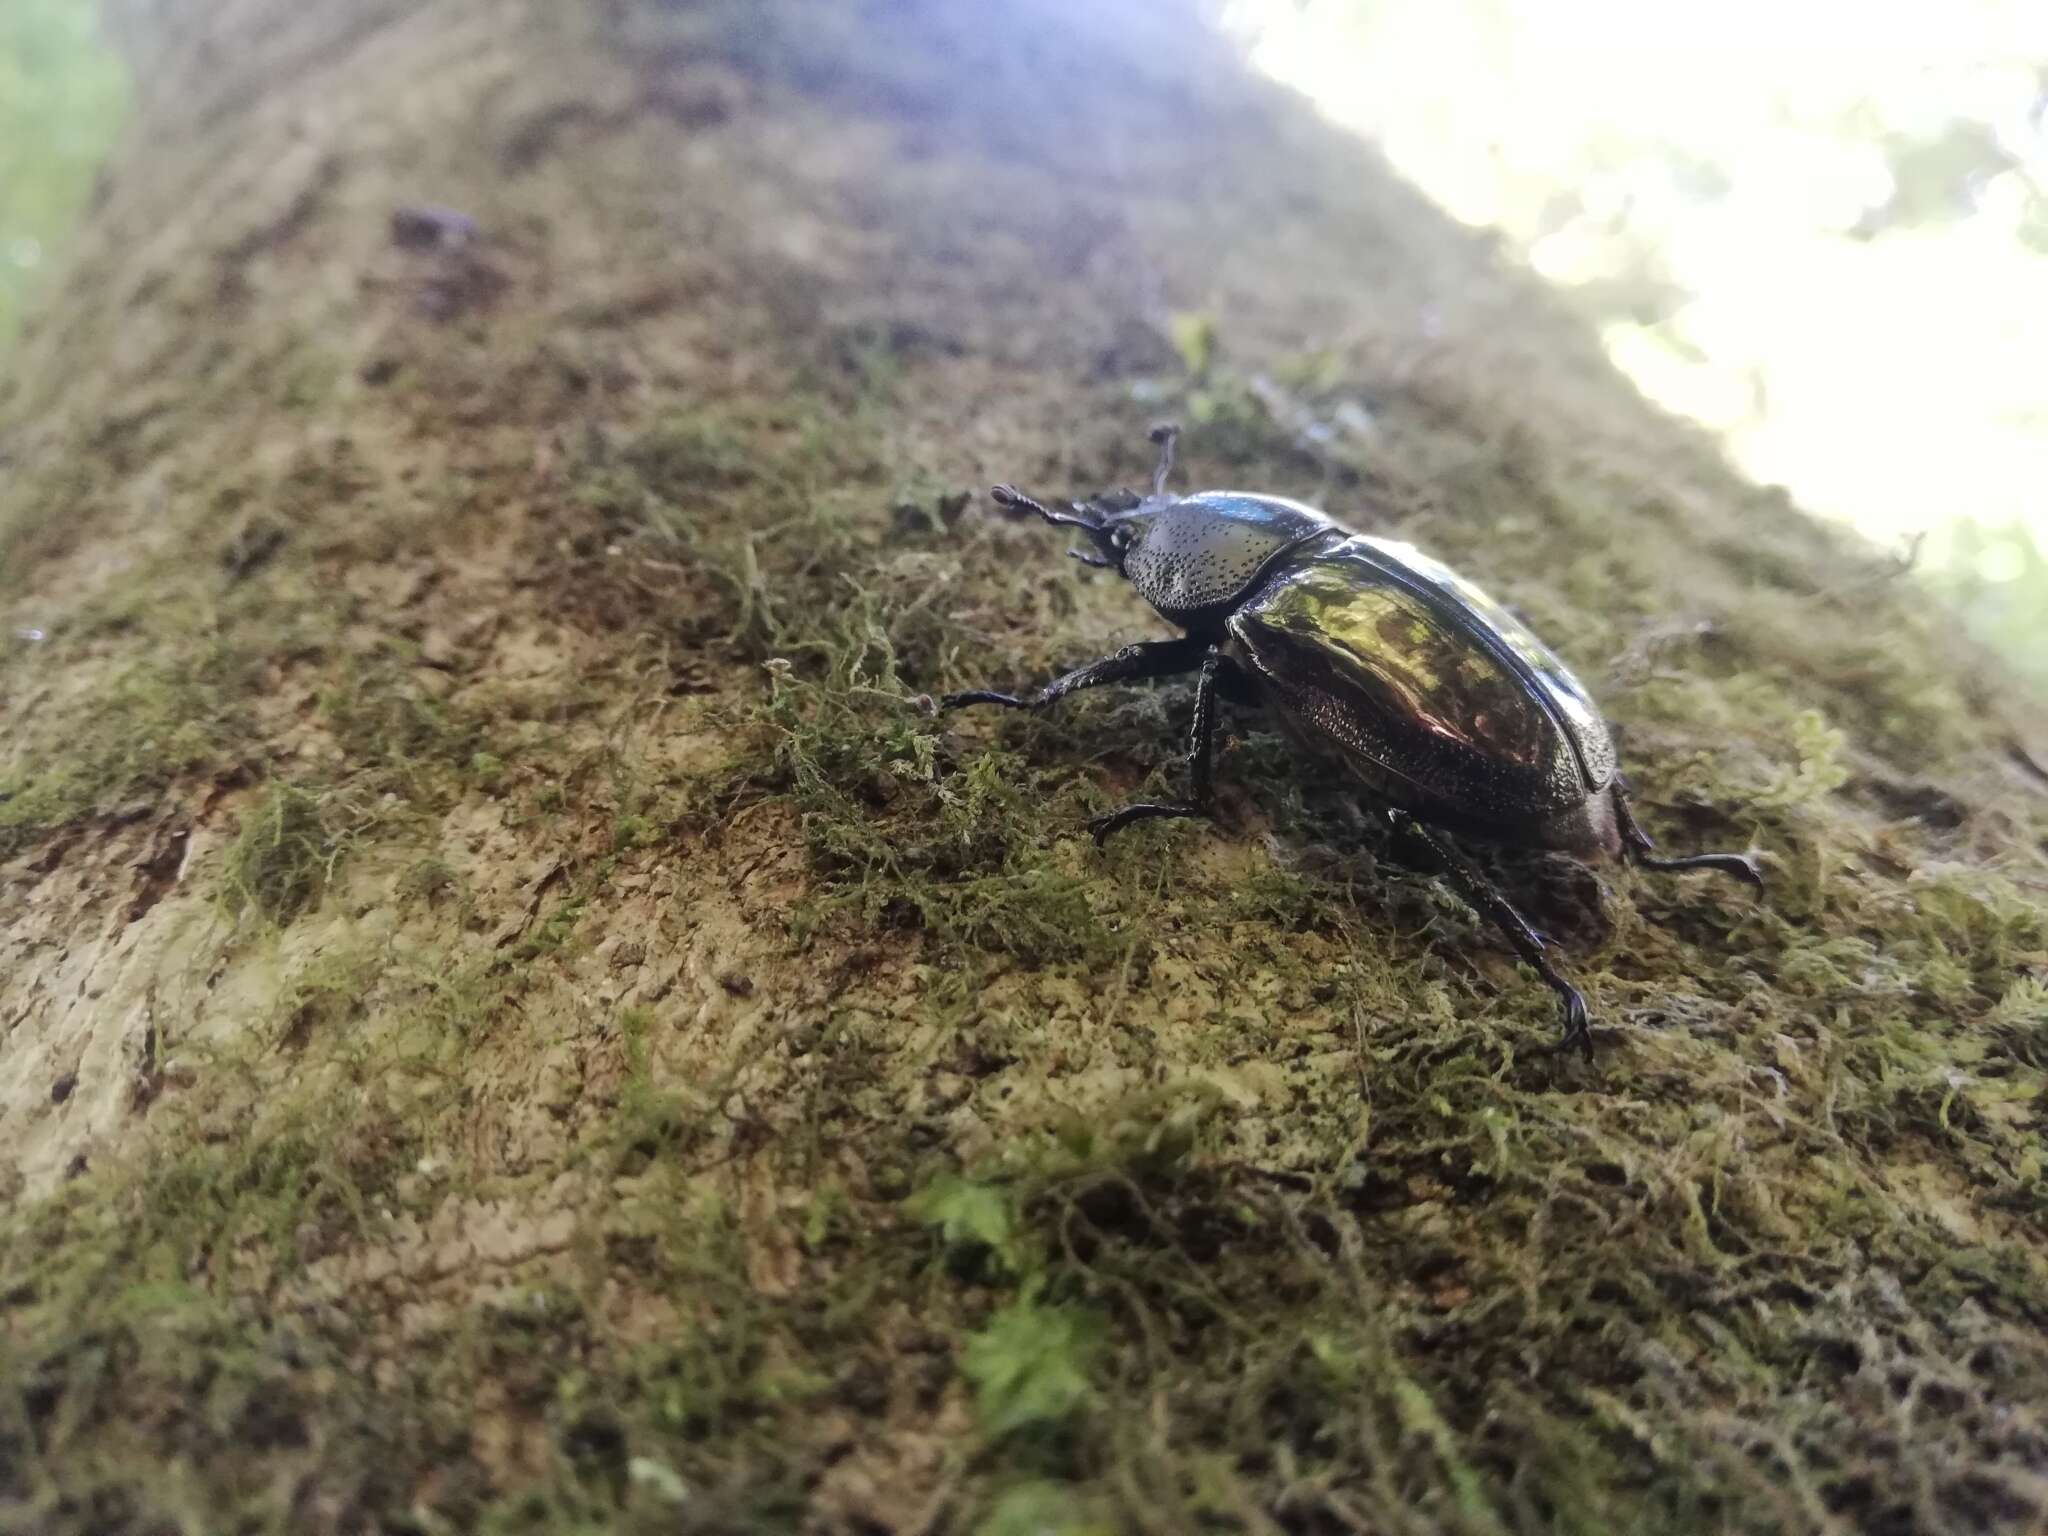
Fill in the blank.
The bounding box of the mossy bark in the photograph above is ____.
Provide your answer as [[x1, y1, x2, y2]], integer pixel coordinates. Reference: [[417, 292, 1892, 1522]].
[[3, 2, 2046, 1532]]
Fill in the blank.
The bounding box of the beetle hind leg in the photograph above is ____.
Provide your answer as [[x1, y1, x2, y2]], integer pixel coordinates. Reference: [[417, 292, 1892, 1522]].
[[1385, 811, 1595, 1061], [1613, 791, 1763, 887]]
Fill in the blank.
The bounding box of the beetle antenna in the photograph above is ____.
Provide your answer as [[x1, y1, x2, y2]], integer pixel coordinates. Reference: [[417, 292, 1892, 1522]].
[[1148, 423, 1180, 496], [991, 483, 1099, 532]]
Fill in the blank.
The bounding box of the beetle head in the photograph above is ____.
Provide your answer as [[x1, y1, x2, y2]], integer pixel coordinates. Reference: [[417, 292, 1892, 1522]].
[[987, 483, 1172, 575], [992, 426, 1335, 625], [988, 422, 1182, 574]]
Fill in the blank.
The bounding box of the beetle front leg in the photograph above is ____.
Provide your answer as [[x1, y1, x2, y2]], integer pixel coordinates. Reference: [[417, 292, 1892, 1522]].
[[938, 636, 1208, 713], [1384, 811, 1594, 1061], [1087, 649, 1224, 846]]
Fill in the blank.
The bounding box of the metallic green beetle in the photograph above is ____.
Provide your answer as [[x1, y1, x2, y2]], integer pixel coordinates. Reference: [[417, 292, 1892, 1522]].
[[941, 426, 1762, 1058]]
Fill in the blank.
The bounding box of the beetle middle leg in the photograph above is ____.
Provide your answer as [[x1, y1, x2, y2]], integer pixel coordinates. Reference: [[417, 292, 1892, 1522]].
[[1383, 810, 1594, 1061], [1612, 786, 1763, 887], [1086, 647, 1226, 845]]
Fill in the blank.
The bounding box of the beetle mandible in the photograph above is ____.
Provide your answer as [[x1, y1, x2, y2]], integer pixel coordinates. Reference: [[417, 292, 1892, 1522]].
[[939, 424, 1762, 1060]]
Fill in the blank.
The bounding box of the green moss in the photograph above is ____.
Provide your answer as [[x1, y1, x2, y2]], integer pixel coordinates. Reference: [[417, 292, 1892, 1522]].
[[468, 750, 507, 791], [396, 854, 459, 905], [1182, 374, 1304, 471], [605, 1006, 707, 1174], [5, 3, 2047, 1530], [1752, 707, 1850, 808], [271, 938, 384, 1049], [764, 655, 1112, 966], [977, 1482, 1116, 1536], [905, 1172, 1026, 1276], [216, 781, 340, 925], [962, 1300, 1102, 1439], [319, 661, 487, 797], [0, 654, 245, 858], [1037, 1080, 1227, 1182], [568, 395, 889, 658]]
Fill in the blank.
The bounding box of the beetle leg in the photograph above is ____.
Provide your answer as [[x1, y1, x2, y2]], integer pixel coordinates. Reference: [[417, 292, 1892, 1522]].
[[1613, 791, 1764, 887], [1148, 423, 1180, 496], [1087, 648, 1223, 845], [938, 636, 1207, 713], [1384, 811, 1594, 1061]]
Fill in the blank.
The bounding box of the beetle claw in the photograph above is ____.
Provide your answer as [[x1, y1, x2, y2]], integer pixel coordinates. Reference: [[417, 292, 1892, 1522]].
[[1556, 985, 1594, 1062]]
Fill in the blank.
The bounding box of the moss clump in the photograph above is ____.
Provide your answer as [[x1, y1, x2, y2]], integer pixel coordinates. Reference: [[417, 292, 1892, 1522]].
[[962, 1300, 1103, 1440], [217, 781, 340, 924]]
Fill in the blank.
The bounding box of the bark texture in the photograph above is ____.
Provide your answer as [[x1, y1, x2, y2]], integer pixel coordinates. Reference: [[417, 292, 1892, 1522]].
[[2, 2, 2046, 1532]]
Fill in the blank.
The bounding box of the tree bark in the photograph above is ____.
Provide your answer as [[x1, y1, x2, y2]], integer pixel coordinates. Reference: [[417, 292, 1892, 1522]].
[[3, 2, 2045, 1532]]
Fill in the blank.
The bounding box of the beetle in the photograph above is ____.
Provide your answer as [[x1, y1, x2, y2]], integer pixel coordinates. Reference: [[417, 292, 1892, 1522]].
[[939, 424, 1762, 1059]]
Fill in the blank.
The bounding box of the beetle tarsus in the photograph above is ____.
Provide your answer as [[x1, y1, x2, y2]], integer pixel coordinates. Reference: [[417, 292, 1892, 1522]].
[[1088, 800, 1206, 844], [1554, 980, 1593, 1062], [989, 483, 1049, 517], [1613, 793, 1764, 887], [938, 688, 1037, 711], [1635, 850, 1764, 886]]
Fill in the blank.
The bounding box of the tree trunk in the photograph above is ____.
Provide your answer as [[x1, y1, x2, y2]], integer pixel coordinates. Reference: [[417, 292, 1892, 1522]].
[[3, 2, 2045, 1531]]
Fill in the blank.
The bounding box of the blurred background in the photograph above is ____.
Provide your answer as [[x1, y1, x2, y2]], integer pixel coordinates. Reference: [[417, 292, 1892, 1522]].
[[0, 0, 122, 349], [6, 0, 2043, 693]]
